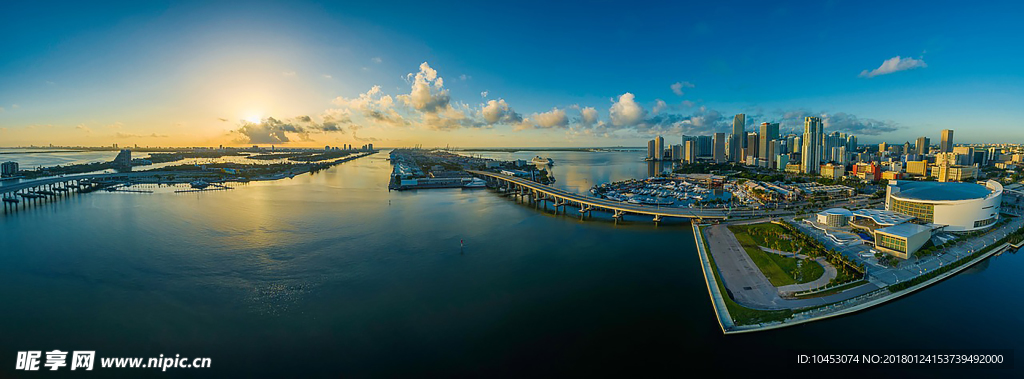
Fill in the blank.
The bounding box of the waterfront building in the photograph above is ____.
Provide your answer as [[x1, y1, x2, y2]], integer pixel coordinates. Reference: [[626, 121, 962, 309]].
[[647, 139, 657, 160], [940, 129, 954, 153], [696, 135, 713, 158], [114, 149, 132, 171], [0, 161, 18, 177], [683, 141, 696, 163], [712, 133, 727, 163], [874, 223, 934, 259], [802, 116, 823, 174], [886, 180, 1002, 232], [816, 208, 852, 227], [655, 136, 665, 160], [671, 144, 683, 162]]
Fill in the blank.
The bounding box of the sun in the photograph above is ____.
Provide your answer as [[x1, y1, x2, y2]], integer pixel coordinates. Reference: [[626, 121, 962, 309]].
[[244, 114, 262, 124]]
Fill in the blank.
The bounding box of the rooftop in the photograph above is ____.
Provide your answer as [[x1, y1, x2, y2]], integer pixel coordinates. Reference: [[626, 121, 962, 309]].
[[876, 223, 934, 238], [852, 209, 915, 226], [889, 180, 996, 202], [818, 208, 853, 217]]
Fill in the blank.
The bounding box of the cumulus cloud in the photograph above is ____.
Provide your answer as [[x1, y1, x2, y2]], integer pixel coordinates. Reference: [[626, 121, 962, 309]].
[[580, 107, 599, 127], [859, 56, 927, 78], [481, 99, 523, 124], [75, 124, 92, 133], [652, 99, 668, 115], [609, 93, 647, 127], [823, 112, 899, 135], [773, 109, 899, 136], [398, 62, 451, 113], [332, 85, 406, 127], [671, 81, 695, 96], [481, 91, 488, 98], [531, 108, 569, 129], [233, 114, 349, 144]]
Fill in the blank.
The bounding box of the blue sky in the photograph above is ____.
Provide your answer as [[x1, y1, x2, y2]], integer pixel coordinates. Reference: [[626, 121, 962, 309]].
[[1, 0, 1022, 147]]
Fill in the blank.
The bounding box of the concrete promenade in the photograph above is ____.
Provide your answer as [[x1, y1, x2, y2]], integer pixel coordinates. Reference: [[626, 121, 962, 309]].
[[692, 223, 734, 333], [697, 218, 1024, 334]]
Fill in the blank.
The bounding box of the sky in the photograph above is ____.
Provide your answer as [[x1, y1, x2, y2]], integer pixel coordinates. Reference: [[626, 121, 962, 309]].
[[1, 0, 1023, 148]]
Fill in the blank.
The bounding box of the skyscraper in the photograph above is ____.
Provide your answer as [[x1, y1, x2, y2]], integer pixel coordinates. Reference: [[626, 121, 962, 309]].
[[647, 139, 657, 160], [684, 140, 696, 163], [746, 132, 759, 165], [940, 129, 954, 153], [802, 116, 823, 174], [696, 135, 713, 158], [713, 133, 727, 163], [916, 136, 930, 156], [654, 135, 665, 160], [731, 114, 745, 162], [758, 122, 779, 162]]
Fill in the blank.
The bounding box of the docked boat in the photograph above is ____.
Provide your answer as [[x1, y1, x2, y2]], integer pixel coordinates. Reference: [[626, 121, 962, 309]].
[[463, 177, 487, 188], [190, 180, 211, 189], [531, 156, 554, 165]]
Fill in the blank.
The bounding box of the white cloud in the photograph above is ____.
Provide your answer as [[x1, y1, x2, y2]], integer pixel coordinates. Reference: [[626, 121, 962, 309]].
[[532, 108, 569, 129], [371, 57, 382, 64], [859, 56, 927, 78], [652, 99, 668, 115], [397, 62, 451, 113], [580, 107, 598, 127], [481, 99, 523, 124], [282, 71, 297, 77], [671, 81, 694, 96], [481, 91, 488, 98], [609, 93, 647, 127], [322, 74, 332, 79]]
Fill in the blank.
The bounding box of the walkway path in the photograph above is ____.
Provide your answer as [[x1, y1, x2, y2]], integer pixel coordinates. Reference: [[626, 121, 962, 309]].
[[703, 224, 878, 310]]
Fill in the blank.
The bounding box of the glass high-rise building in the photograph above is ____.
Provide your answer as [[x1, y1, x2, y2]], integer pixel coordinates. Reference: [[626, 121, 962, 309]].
[[802, 116, 823, 174]]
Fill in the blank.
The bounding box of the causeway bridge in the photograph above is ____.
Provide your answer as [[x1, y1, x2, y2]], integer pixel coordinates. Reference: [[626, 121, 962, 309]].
[[467, 170, 776, 222], [0, 171, 202, 209]]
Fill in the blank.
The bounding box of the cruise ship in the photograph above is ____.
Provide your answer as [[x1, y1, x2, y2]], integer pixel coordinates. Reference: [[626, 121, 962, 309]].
[[531, 156, 554, 165]]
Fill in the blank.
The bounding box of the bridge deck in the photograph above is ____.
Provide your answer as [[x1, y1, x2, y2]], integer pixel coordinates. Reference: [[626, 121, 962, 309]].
[[467, 170, 746, 219]]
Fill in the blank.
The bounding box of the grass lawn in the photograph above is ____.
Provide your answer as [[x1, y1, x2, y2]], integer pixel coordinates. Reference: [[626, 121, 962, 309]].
[[700, 226, 794, 325], [728, 224, 824, 286]]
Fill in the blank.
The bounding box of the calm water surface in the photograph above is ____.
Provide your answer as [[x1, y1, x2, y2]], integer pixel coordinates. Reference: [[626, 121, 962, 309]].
[[1, 150, 1020, 377]]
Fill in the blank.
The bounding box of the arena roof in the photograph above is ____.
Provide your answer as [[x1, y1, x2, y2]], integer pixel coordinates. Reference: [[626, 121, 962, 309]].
[[889, 181, 995, 202]]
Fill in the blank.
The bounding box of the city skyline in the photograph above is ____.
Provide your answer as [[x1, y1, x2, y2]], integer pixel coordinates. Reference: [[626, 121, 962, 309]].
[[2, 1, 1024, 148]]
